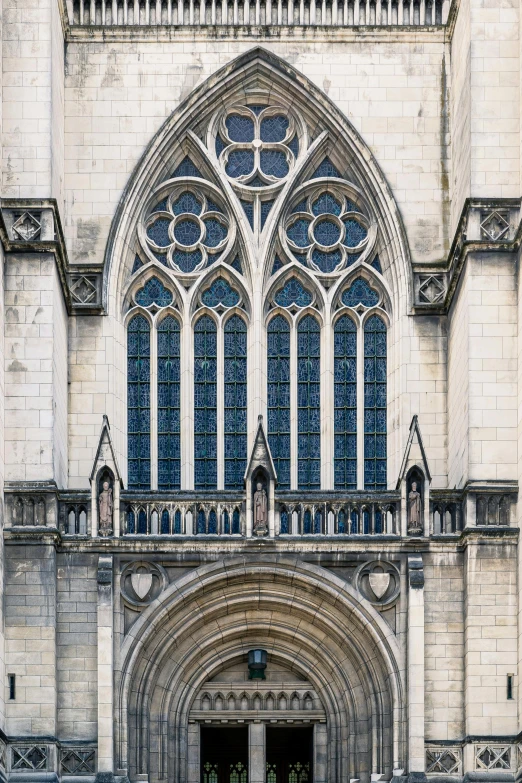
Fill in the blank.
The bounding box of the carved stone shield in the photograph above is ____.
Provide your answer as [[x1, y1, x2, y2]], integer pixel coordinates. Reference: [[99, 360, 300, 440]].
[[131, 573, 153, 600], [369, 572, 390, 600]]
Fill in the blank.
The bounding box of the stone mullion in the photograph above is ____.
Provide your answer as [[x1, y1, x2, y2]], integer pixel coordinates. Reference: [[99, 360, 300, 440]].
[[322, 308, 333, 490], [217, 317, 225, 490], [356, 317, 364, 490], [150, 317, 158, 491], [290, 317, 298, 490]]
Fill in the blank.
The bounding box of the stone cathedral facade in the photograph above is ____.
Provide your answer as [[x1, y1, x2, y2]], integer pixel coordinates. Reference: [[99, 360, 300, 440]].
[[0, 2, 521, 783]]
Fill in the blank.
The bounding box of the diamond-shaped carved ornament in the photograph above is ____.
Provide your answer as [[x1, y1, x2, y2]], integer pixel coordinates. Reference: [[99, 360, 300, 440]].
[[71, 276, 97, 304], [12, 212, 41, 241], [418, 275, 445, 304], [480, 211, 509, 241]]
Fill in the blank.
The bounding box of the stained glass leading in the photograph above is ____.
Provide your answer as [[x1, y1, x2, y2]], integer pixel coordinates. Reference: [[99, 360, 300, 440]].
[[342, 278, 379, 308], [127, 315, 151, 489], [260, 115, 289, 142], [201, 278, 240, 308], [172, 191, 202, 215], [364, 315, 387, 490], [267, 315, 291, 489], [194, 315, 217, 490], [157, 315, 181, 490], [224, 316, 247, 489], [135, 277, 173, 308], [334, 315, 357, 489], [297, 315, 320, 489], [274, 278, 313, 309]]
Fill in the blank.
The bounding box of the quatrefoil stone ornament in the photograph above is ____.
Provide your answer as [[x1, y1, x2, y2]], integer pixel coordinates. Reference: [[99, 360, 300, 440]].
[[12, 211, 41, 241], [418, 275, 446, 305], [480, 211, 510, 241]]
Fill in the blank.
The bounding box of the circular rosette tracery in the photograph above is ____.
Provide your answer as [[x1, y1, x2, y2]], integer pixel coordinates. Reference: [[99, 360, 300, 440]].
[[281, 182, 375, 276], [141, 182, 234, 276], [213, 104, 302, 192]]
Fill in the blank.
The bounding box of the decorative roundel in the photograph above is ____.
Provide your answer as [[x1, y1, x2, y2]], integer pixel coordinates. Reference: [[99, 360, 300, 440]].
[[215, 105, 300, 190], [282, 185, 373, 275], [141, 183, 234, 275], [120, 560, 169, 607], [354, 559, 400, 608]]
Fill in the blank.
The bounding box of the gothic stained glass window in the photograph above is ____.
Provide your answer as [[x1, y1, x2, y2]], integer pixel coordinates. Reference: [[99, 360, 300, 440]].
[[267, 316, 291, 490], [128, 315, 151, 489], [342, 278, 379, 308], [224, 316, 247, 490], [274, 278, 313, 308], [297, 315, 321, 489], [334, 315, 357, 489], [135, 277, 173, 308], [364, 315, 387, 490], [194, 316, 217, 490], [157, 315, 181, 490], [202, 278, 240, 308]]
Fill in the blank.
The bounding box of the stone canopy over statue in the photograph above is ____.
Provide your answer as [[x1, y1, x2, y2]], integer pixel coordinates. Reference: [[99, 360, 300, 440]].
[[253, 481, 268, 537]]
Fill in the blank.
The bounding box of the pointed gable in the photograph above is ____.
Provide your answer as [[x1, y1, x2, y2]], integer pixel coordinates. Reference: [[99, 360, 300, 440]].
[[90, 415, 123, 487], [244, 415, 277, 485], [396, 415, 431, 488]]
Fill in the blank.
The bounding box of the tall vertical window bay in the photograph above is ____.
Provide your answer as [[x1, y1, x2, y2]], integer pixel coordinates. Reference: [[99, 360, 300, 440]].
[[127, 314, 151, 489], [224, 315, 247, 489], [334, 315, 357, 489], [364, 315, 387, 490], [194, 315, 218, 490], [157, 315, 181, 490], [267, 315, 291, 489], [297, 315, 321, 489]]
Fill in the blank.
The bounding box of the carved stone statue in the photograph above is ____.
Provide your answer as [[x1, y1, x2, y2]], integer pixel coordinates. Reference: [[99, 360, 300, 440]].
[[408, 481, 423, 535], [253, 481, 268, 536], [99, 480, 113, 537]]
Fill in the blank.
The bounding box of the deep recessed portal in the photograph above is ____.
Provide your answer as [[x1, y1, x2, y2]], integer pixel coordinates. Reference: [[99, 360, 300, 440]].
[[201, 726, 248, 783], [266, 726, 313, 783]]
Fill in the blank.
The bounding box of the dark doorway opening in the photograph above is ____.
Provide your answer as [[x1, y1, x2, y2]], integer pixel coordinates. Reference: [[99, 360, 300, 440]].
[[201, 726, 248, 783], [266, 726, 313, 783]]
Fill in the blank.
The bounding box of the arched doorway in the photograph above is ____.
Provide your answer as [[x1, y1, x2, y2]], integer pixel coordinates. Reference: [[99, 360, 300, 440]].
[[117, 557, 405, 783]]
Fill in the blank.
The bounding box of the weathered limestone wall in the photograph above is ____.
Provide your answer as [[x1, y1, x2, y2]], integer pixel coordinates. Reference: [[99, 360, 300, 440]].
[[57, 552, 98, 740], [449, 0, 470, 235], [0, 243, 6, 734], [464, 539, 518, 738], [5, 256, 68, 486], [447, 264, 469, 488], [4, 543, 56, 736], [424, 551, 464, 741]]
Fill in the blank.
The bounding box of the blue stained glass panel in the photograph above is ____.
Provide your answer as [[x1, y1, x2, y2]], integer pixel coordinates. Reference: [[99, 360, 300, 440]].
[[342, 278, 379, 308], [147, 218, 171, 247], [343, 218, 368, 247], [215, 136, 226, 157], [271, 256, 284, 275], [161, 509, 170, 534], [261, 201, 274, 229], [297, 315, 321, 489], [226, 150, 255, 178], [197, 509, 206, 534], [312, 193, 342, 216], [153, 252, 168, 267], [208, 510, 217, 534], [132, 255, 143, 274], [248, 176, 267, 188], [174, 218, 201, 246], [152, 198, 168, 213], [127, 315, 150, 489], [274, 278, 313, 308], [313, 218, 341, 246], [173, 249, 202, 273], [174, 509, 182, 534], [224, 316, 247, 489], [311, 158, 341, 178], [135, 276, 173, 308], [260, 115, 289, 143], [364, 315, 387, 490], [240, 200, 254, 229], [280, 508, 289, 534], [172, 191, 202, 216], [202, 277, 240, 308], [303, 509, 312, 534], [226, 114, 255, 142], [172, 157, 203, 178], [311, 249, 342, 273], [138, 510, 147, 534], [267, 315, 291, 490], [371, 255, 382, 273], [157, 315, 181, 490], [206, 198, 223, 214], [248, 105, 265, 116], [287, 219, 311, 248], [292, 198, 308, 214], [203, 219, 227, 248], [127, 508, 135, 534], [334, 315, 357, 489], [223, 509, 230, 534], [260, 150, 289, 178], [232, 508, 240, 534], [231, 256, 243, 274], [194, 316, 217, 490], [288, 135, 299, 158]]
